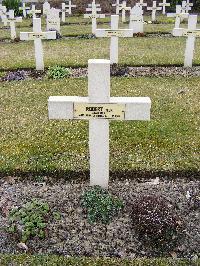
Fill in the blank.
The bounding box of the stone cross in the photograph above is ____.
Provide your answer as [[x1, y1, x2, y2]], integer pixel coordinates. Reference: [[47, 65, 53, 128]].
[[27, 4, 41, 18], [118, 1, 131, 22], [20, 18, 56, 70], [96, 15, 133, 64], [112, 0, 120, 15], [159, 0, 170, 15], [129, 5, 144, 34], [84, 1, 105, 34], [19, 3, 30, 18], [43, 2, 50, 16], [167, 5, 188, 28], [48, 59, 151, 189], [137, 0, 147, 8], [65, 0, 76, 15], [46, 8, 61, 33], [61, 3, 68, 22], [147, 1, 162, 22], [181, 0, 191, 13], [173, 15, 199, 67], [185, 0, 193, 12], [2, 10, 22, 39]]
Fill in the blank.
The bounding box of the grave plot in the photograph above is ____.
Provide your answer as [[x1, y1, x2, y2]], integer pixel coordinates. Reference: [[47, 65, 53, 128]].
[[0, 9, 199, 264]]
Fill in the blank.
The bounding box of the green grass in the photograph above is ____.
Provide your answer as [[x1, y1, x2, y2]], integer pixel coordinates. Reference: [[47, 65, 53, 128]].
[[0, 76, 199, 177], [0, 255, 199, 266]]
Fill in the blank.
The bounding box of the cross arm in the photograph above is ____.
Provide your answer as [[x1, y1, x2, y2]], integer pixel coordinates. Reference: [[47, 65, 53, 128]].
[[173, 28, 200, 37], [48, 96, 151, 121], [20, 31, 56, 40], [96, 29, 133, 37]]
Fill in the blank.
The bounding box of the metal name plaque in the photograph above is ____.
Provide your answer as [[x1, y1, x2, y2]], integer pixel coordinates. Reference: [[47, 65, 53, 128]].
[[182, 29, 200, 37], [27, 33, 46, 39], [74, 103, 125, 120], [104, 30, 126, 37]]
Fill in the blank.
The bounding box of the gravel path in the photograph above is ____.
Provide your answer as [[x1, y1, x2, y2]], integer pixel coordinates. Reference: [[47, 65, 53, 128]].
[[0, 177, 199, 258]]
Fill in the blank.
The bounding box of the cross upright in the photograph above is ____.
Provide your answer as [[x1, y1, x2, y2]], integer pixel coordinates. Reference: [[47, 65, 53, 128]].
[[137, 0, 147, 8], [118, 1, 131, 22], [61, 3, 68, 22], [147, 1, 162, 22], [65, 0, 76, 15], [185, 0, 193, 12], [129, 5, 144, 33], [48, 59, 151, 189], [84, 1, 105, 34], [46, 8, 61, 33], [167, 5, 188, 28], [2, 10, 22, 39], [96, 15, 133, 64], [27, 4, 41, 18], [173, 15, 200, 67], [159, 0, 170, 15], [112, 0, 120, 15], [20, 18, 56, 70], [43, 2, 50, 16], [19, 3, 30, 18]]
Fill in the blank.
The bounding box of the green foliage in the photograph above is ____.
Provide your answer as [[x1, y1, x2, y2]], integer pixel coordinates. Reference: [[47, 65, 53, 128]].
[[2, 0, 21, 16], [81, 185, 124, 225], [47, 65, 71, 79], [8, 199, 50, 242]]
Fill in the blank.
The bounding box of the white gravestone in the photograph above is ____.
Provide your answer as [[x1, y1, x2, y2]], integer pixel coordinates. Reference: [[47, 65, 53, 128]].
[[27, 4, 41, 18], [20, 18, 56, 70], [84, 1, 105, 34], [112, 0, 120, 15], [185, 0, 193, 12], [19, 3, 30, 18], [48, 59, 151, 188], [43, 2, 50, 16], [118, 1, 131, 23], [159, 0, 170, 15], [0, 5, 7, 25], [2, 10, 22, 39], [96, 15, 133, 64], [147, 1, 162, 22], [65, 0, 76, 15], [137, 0, 147, 8], [173, 15, 199, 67], [129, 5, 144, 34], [47, 8, 61, 33], [167, 5, 188, 28]]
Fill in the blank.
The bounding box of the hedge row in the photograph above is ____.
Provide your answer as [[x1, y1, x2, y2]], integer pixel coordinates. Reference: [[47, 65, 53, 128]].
[[0, 255, 199, 266]]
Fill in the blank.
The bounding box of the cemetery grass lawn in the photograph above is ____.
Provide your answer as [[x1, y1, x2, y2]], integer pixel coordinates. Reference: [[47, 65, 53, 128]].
[[0, 255, 200, 266], [0, 76, 199, 178], [1, 37, 200, 70]]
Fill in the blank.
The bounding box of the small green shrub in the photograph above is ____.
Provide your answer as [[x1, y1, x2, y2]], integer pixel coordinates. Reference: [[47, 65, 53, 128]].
[[81, 185, 124, 225], [8, 199, 50, 242], [47, 65, 71, 79], [2, 0, 21, 16]]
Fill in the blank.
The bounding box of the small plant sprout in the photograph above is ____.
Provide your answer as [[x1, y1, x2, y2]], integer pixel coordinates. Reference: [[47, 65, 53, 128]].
[[47, 65, 71, 79]]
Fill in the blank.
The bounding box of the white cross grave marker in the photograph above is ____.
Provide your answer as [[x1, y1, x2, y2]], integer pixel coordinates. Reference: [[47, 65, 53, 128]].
[[0, 5, 7, 26], [96, 15, 133, 64], [112, 0, 120, 15], [137, 0, 147, 8], [19, 3, 30, 18], [118, 1, 131, 22], [167, 5, 189, 28], [27, 4, 41, 18], [20, 18, 56, 70], [129, 5, 144, 33], [185, 0, 193, 12], [61, 3, 68, 22], [84, 1, 105, 34], [46, 8, 61, 33], [2, 10, 22, 39], [48, 59, 151, 188], [147, 1, 162, 22], [43, 1, 50, 16], [182, 0, 191, 13], [65, 0, 76, 15], [173, 15, 200, 67], [159, 0, 170, 15]]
